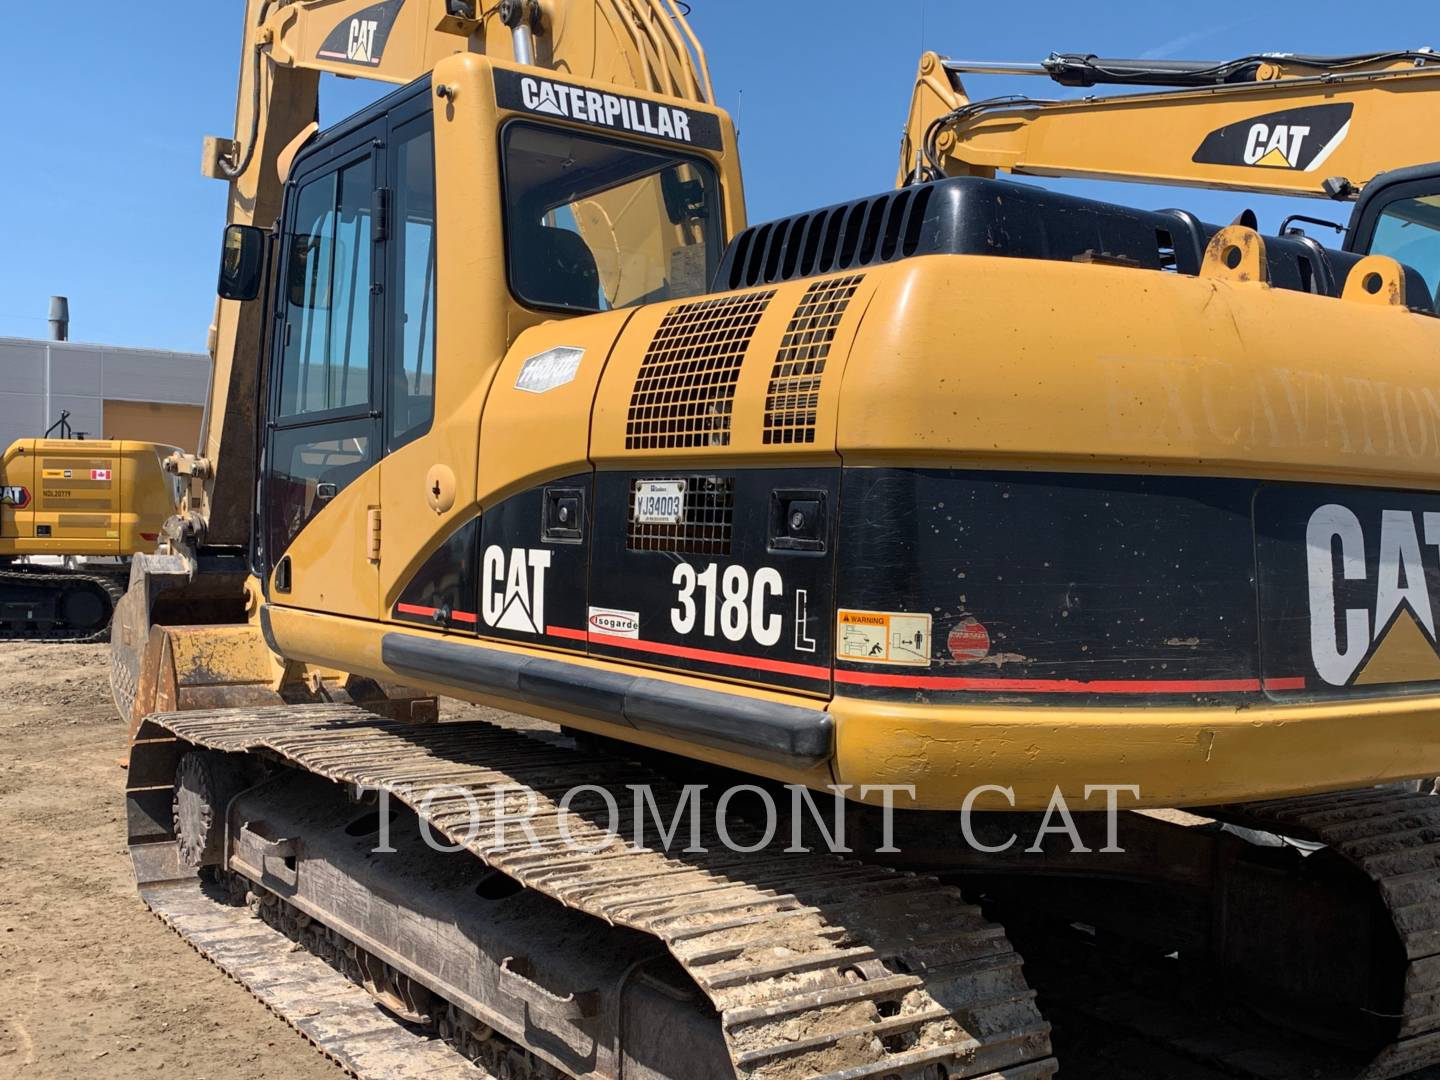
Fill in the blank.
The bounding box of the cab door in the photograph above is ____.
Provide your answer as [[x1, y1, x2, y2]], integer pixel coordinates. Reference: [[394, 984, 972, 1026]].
[[260, 119, 385, 617]]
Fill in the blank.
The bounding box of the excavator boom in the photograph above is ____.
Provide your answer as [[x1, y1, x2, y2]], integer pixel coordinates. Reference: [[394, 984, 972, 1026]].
[[901, 47, 1440, 198]]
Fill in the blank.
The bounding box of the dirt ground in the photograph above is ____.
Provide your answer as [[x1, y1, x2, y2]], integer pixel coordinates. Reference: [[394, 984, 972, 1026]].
[[0, 641, 488, 1080]]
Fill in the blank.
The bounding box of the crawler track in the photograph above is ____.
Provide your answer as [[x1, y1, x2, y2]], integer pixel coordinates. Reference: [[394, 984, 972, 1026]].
[[0, 566, 124, 642], [128, 704, 1056, 1080], [1213, 790, 1440, 1079], [143, 874, 490, 1079]]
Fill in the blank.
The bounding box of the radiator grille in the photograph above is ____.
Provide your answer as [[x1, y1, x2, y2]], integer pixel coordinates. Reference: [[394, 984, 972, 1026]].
[[625, 291, 775, 450], [626, 476, 734, 556], [763, 275, 863, 445]]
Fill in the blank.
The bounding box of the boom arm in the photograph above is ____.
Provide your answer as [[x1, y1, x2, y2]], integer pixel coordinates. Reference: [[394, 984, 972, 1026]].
[[186, 0, 713, 548], [900, 48, 1440, 198]]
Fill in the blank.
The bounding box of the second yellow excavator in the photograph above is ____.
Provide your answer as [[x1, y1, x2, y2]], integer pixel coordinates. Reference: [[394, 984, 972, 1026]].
[[115, 4, 1440, 1076], [0, 437, 178, 639]]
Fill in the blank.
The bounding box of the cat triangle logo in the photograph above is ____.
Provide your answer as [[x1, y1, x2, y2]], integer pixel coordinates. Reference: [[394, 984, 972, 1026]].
[[1254, 146, 1293, 169], [481, 546, 552, 635], [529, 80, 564, 117], [1354, 608, 1440, 686]]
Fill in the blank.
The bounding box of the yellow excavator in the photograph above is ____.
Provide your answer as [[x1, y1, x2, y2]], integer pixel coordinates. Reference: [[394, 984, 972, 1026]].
[[115, 2, 1440, 1075], [0, 436, 179, 639]]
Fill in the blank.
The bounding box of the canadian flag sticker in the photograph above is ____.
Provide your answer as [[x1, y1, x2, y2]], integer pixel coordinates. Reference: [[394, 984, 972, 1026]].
[[90, 469, 112, 481]]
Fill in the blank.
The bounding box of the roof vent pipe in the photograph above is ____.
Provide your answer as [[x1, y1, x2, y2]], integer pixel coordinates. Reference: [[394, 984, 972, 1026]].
[[48, 296, 69, 342]]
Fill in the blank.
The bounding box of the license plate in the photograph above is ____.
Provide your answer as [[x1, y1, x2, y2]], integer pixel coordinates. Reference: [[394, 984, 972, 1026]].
[[633, 480, 686, 525]]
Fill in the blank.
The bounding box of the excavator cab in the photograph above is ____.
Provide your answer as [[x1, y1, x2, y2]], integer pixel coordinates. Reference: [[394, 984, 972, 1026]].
[[251, 56, 742, 631]]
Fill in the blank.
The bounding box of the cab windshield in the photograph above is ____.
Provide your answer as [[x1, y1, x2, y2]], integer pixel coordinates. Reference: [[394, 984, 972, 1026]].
[[502, 122, 723, 313], [1369, 194, 1440, 303]]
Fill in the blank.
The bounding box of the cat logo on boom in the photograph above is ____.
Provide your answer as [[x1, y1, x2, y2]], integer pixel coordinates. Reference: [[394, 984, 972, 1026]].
[[347, 19, 379, 63], [1192, 103, 1353, 172], [315, 0, 402, 68]]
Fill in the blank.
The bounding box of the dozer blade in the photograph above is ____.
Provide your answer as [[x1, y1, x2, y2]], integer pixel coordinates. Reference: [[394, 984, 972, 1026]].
[[127, 704, 1058, 1080]]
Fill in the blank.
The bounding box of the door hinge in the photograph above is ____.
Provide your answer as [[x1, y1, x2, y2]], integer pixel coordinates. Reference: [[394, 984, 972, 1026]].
[[367, 507, 382, 563]]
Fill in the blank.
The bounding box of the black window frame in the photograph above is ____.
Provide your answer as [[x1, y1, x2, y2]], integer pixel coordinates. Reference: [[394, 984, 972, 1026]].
[[497, 118, 726, 316], [1347, 164, 1440, 261], [383, 105, 439, 455]]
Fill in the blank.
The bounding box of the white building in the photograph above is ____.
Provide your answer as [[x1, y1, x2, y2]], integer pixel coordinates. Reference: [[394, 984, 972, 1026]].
[[0, 335, 209, 453]]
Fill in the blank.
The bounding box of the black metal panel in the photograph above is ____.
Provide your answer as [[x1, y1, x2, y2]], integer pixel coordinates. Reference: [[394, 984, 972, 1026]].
[[394, 517, 480, 631], [835, 469, 1261, 704], [589, 468, 837, 694], [476, 473, 591, 649], [1256, 483, 1440, 701], [715, 175, 1436, 312]]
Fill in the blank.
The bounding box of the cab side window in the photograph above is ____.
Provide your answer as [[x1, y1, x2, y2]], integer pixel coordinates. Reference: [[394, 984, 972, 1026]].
[[1369, 195, 1440, 305], [388, 120, 436, 450], [278, 159, 374, 418]]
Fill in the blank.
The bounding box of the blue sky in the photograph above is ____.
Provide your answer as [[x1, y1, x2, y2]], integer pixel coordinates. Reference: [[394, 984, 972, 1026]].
[[0, 1, 1432, 350]]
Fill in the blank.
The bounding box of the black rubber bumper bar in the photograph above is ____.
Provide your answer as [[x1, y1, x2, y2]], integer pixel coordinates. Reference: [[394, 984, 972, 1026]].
[[381, 633, 834, 768]]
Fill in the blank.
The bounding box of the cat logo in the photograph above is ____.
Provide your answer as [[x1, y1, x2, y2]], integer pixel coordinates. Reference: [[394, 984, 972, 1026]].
[[1307, 504, 1440, 687], [481, 546, 552, 635], [315, 0, 401, 68], [0, 485, 30, 509], [347, 19, 379, 63], [1193, 103, 1353, 173]]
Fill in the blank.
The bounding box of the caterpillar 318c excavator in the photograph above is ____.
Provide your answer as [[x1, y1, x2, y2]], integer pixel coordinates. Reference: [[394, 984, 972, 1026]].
[[118, 2, 1440, 1075]]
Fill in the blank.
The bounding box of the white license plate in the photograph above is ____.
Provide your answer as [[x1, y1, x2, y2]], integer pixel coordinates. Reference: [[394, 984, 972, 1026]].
[[633, 480, 687, 525]]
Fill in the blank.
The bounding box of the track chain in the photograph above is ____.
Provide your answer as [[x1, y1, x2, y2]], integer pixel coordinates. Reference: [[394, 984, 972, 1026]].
[[0, 566, 124, 643], [135, 704, 1057, 1080], [1215, 789, 1440, 1080]]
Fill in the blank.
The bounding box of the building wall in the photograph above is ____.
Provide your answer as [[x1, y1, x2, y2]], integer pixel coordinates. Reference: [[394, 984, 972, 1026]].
[[0, 337, 209, 452]]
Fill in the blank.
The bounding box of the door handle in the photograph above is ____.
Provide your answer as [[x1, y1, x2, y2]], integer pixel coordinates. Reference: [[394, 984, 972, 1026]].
[[315, 482, 338, 502]]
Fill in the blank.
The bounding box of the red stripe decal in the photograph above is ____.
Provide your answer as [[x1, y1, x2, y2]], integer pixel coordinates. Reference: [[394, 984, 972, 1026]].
[[396, 617, 1303, 696], [833, 670, 1273, 693], [1262, 676, 1307, 692], [548, 627, 830, 680], [395, 602, 478, 625]]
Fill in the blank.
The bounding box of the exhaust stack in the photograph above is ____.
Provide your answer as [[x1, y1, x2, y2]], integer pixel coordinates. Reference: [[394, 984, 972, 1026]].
[[48, 296, 69, 342]]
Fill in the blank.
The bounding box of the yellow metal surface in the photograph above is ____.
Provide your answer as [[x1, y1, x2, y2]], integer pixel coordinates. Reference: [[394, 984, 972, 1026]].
[[836, 254, 1440, 487], [0, 439, 177, 557], [829, 693, 1440, 810]]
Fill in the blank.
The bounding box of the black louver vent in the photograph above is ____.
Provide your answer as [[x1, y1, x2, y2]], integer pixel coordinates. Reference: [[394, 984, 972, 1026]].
[[722, 187, 934, 290], [625, 290, 775, 450]]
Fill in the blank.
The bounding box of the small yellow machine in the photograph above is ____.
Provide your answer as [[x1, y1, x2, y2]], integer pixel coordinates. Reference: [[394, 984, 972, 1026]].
[[0, 438, 177, 639], [113, 4, 1440, 1076]]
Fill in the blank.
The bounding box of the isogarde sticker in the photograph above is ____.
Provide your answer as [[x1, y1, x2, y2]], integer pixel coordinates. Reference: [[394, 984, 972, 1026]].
[[588, 607, 640, 639]]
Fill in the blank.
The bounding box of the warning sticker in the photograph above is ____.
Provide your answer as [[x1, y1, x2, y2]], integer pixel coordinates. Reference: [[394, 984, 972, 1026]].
[[836, 609, 933, 667]]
